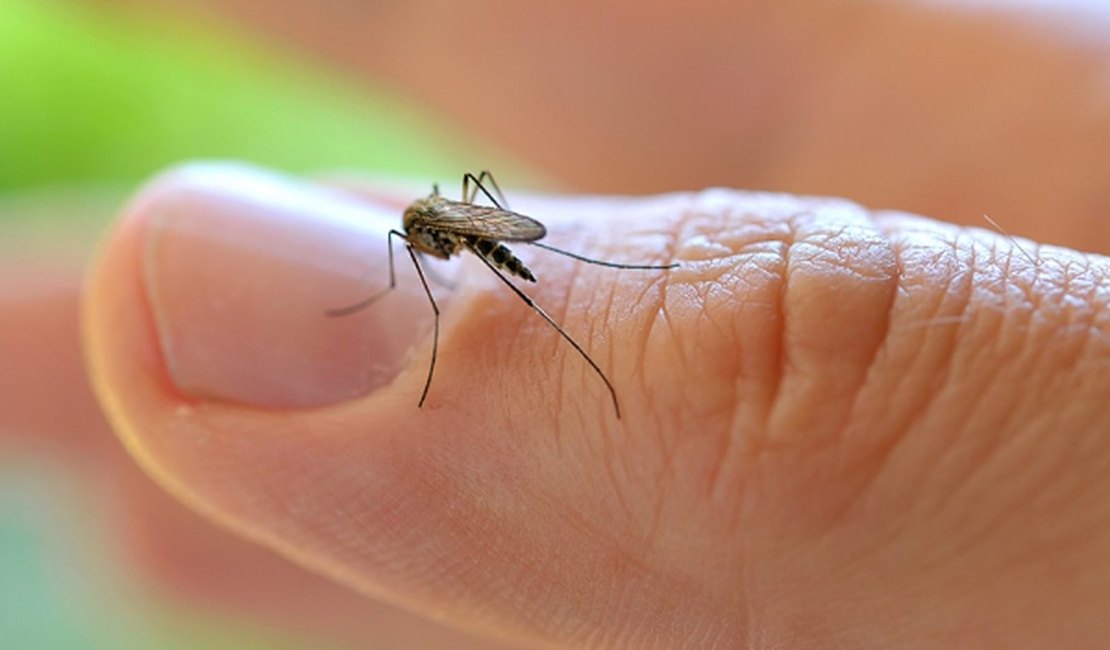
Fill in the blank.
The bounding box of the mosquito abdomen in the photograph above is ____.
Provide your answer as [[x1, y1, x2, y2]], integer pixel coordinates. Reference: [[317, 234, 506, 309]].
[[471, 237, 536, 282]]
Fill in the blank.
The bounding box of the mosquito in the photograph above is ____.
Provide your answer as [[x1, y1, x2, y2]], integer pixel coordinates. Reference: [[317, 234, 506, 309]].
[[327, 170, 678, 419]]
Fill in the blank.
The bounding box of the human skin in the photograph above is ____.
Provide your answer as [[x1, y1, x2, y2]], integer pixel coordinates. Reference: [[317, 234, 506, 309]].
[[3, 0, 1110, 647], [78, 162, 1110, 648]]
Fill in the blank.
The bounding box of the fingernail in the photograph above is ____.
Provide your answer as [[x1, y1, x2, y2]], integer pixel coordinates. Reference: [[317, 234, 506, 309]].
[[141, 163, 432, 408]]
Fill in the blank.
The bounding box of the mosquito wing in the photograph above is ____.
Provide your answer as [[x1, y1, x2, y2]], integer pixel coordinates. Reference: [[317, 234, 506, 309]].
[[411, 199, 547, 242]]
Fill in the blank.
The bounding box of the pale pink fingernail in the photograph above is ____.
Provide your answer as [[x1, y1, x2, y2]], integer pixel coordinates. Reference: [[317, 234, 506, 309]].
[[140, 163, 433, 408]]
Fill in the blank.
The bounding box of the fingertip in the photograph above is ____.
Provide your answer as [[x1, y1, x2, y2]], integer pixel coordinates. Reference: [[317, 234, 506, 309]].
[[80, 163, 497, 605], [81, 162, 447, 540]]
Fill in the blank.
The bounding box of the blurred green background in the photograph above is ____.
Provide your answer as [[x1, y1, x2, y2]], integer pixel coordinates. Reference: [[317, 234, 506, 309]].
[[0, 0, 506, 648], [0, 0, 476, 198]]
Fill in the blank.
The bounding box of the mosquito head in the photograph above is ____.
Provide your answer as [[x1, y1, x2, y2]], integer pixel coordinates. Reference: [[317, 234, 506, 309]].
[[403, 196, 435, 233], [402, 204, 419, 232]]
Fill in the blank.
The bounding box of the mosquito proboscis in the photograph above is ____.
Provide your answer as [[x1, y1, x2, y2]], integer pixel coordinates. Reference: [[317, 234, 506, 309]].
[[327, 171, 678, 418]]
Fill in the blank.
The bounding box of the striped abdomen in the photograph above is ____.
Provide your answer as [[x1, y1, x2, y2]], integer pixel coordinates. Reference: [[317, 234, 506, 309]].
[[469, 237, 536, 282]]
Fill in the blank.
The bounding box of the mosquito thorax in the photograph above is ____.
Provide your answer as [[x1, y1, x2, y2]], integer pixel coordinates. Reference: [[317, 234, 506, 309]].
[[402, 197, 460, 260]]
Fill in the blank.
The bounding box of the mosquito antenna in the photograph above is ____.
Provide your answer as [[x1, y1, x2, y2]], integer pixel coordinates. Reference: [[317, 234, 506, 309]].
[[530, 241, 679, 270], [466, 242, 622, 419]]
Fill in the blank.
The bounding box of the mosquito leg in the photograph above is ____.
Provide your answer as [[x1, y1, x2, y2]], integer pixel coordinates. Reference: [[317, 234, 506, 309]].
[[405, 244, 440, 407], [326, 229, 407, 317], [462, 173, 476, 204], [529, 241, 679, 270], [476, 170, 509, 208], [463, 171, 508, 209], [466, 242, 621, 419]]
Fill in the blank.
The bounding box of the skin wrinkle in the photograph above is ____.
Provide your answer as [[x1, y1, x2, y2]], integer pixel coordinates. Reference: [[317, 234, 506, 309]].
[[735, 246, 788, 496], [679, 235, 789, 520], [1063, 255, 1110, 369], [582, 214, 675, 425], [875, 240, 938, 400], [975, 242, 1041, 432], [652, 196, 941, 598], [551, 236, 585, 415], [703, 261, 754, 501], [812, 224, 989, 570], [648, 266, 704, 512], [681, 202, 791, 371], [639, 272, 688, 541], [650, 283, 695, 452], [769, 208, 897, 447], [822, 245, 905, 529], [1016, 280, 1074, 398], [921, 265, 1102, 587], [512, 206, 1092, 638], [903, 251, 992, 532], [769, 216, 795, 435], [572, 270, 643, 539], [650, 300, 686, 455], [589, 218, 686, 545], [841, 229, 899, 429], [966, 234, 1036, 366], [550, 197, 803, 634], [626, 270, 671, 437], [944, 277, 1106, 567], [648, 208, 685, 389], [482, 245, 569, 430], [660, 203, 778, 505], [919, 237, 1021, 527], [1082, 295, 1110, 372], [840, 231, 967, 508], [1060, 256, 1104, 344], [637, 307, 671, 451], [983, 236, 1042, 368], [560, 246, 643, 530]]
